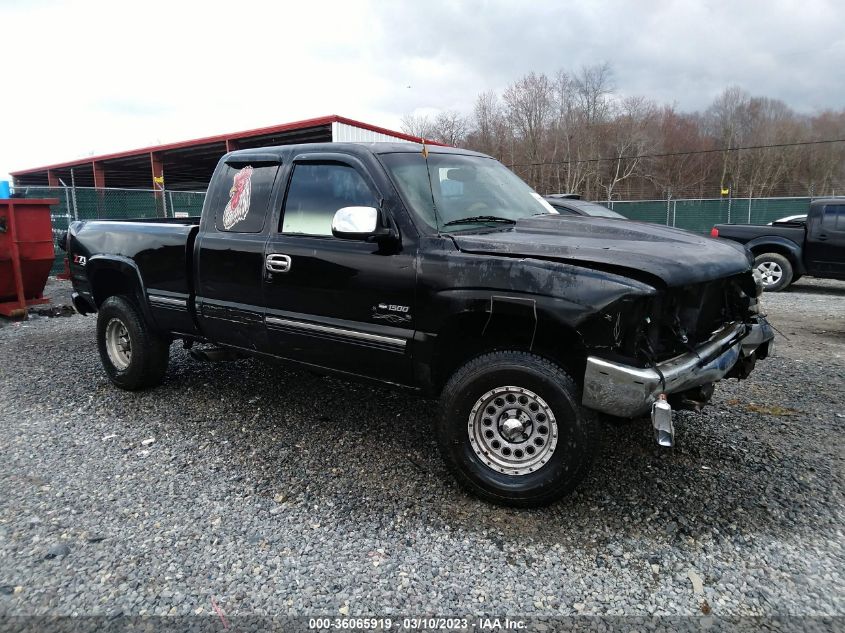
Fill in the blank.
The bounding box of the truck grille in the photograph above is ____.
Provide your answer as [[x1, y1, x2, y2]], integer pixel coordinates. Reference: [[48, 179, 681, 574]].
[[648, 273, 753, 360]]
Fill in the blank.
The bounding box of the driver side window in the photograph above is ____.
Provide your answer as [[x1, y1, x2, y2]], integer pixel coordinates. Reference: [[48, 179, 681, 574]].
[[281, 163, 378, 236]]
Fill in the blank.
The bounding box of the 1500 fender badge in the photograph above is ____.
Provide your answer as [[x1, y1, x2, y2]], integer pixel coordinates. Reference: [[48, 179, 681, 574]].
[[372, 303, 411, 324], [222, 165, 253, 229]]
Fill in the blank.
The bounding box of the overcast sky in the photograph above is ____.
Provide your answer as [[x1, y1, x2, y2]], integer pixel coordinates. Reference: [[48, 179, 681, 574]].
[[2, 0, 843, 182]]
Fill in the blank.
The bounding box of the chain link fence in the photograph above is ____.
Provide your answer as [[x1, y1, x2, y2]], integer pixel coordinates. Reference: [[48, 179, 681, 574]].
[[11, 185, 206, 274], [607, 196, 832, 233]]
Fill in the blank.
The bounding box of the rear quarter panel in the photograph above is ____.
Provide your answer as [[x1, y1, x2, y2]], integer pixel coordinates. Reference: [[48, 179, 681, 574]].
[[70, 220, 199, 334]]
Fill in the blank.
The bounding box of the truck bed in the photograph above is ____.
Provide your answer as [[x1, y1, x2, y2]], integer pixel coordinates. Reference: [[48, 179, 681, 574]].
[[712, 222, 805, 246], [68, 218, 201, 335]]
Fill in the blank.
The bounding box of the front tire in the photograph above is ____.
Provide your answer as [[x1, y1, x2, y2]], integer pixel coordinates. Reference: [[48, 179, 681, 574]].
[[754, 252, 793, 292], [96, 295, 170, 390], [438, 351, 598, 507]]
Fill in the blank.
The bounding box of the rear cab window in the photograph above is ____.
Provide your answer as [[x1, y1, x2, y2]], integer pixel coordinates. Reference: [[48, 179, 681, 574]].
[[209, 164, 279, 233]]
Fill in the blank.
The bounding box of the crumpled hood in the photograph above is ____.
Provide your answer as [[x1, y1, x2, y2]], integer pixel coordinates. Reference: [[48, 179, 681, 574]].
[[450, 215, 752, 287]]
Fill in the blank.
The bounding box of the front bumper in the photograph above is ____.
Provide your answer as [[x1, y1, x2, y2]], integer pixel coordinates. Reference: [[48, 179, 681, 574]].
[[582, 318, 774, 418]]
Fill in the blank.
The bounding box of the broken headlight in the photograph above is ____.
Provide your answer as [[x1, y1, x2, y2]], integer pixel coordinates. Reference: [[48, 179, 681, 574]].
[[752, 269, 764, 297], [578, 297, 649, 357]]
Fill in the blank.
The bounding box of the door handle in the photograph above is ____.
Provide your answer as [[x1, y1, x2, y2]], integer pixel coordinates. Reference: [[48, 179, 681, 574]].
[[265, 253, 292, 273], [817, 234, 828, 241]]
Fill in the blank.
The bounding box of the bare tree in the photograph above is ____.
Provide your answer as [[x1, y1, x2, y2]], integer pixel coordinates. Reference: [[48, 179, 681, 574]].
[[651, 108, 713, 197], [800, 110, 845, 195], [574, 63, 615, 197], [574, 62, 614, 125], [502, 72, 554, 189], [705, 86, 752, 194], [399, 66, 845, 201], [742, 98, 801, 198], [431, 110, 470, 146], [548, 68, 604, 195], [470, 91, 504, 157], [400, 114, 436, 141], [598, 97, 656, 201]]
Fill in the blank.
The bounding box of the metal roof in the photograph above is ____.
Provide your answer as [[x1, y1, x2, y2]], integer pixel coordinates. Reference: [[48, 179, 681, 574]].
[[11, 115, 436, 190]]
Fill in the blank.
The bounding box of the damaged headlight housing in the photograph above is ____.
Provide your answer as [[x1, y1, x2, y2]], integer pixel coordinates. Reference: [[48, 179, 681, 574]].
[[579, 296, 649, 356], [745, 270, 764, 314], [752, 269, 764, 297], [727, 271, 762, 316]]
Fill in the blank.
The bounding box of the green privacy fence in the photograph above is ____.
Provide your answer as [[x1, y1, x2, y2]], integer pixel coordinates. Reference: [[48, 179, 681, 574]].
[[7, 185, 831, 276], [12, 185, 206, 274], [608, 197, 813, 233]]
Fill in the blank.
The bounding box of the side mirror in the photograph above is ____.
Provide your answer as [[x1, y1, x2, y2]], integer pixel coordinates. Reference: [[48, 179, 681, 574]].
[[331, 206, 396, 243]]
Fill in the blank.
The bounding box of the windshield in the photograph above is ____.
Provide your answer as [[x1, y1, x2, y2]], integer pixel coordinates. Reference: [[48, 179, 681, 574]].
[[563, 200, 627, 219], [379, 152, 556, 231]]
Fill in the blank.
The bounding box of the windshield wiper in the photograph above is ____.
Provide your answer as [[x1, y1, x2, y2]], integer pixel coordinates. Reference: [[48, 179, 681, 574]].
[[442, 215, 516, 227]]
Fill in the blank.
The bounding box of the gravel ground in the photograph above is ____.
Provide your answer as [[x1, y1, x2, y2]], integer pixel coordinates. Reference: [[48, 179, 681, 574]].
[[0, 278, 843, 619]]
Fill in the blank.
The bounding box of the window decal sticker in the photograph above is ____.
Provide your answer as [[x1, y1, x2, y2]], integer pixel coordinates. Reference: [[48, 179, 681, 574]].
[[222, 166, 254, 229]]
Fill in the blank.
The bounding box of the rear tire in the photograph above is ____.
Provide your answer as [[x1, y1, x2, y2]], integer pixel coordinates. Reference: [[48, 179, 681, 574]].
[[754, 252, 793, 292], [96, 295, 170, 390], [438, 351, 599, 507]]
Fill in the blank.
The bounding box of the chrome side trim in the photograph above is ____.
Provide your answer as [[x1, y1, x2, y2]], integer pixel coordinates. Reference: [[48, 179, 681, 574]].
[[149, 294, 187, 308], [265, 316, 406, 349]]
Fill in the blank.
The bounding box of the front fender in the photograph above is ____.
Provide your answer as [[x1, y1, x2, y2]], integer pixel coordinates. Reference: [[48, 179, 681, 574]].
[[423, 255, 659, 334]]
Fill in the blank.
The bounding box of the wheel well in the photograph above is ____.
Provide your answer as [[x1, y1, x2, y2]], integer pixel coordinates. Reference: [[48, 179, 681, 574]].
[[431, 312, 585, 393], [749, 244, 797, 266], [91, 268, 140, 308]]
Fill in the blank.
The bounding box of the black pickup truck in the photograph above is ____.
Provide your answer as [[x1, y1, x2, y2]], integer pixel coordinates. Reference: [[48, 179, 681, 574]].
[[712, 199, 845, 291], [65, 143, 773, 506]]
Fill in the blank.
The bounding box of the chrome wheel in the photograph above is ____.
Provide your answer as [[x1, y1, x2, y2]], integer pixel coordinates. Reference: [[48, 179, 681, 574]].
[[105, 318, 132, 370], [467, 386, 558, 475], [756, 261, 783, 286]]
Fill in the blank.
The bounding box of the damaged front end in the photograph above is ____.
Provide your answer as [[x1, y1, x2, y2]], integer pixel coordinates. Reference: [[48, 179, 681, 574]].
[[580, 270, 774, 433]]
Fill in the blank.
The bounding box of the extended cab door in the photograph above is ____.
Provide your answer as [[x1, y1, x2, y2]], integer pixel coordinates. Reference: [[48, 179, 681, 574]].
[[805, 202, 845, 279], [194, 157, 280, 350], [261, 154, 416, 384]]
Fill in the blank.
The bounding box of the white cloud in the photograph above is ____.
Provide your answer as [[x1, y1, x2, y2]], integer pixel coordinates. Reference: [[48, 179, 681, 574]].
[[2, 0, 843, 181]]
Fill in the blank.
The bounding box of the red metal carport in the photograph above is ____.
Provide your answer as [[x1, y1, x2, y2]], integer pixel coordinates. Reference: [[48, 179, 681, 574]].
[[11, 115, 432, 192]]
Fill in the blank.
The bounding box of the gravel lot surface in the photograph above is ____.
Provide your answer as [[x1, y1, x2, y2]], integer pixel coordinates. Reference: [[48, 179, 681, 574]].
[[0, 278, 843, 619]]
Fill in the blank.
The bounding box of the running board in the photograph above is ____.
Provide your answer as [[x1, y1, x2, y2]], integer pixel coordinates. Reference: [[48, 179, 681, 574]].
[[189, 347, 243, 362]]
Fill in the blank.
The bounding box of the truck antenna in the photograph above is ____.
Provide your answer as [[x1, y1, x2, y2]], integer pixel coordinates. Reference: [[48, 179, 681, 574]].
[[421, 140, 442, 232]]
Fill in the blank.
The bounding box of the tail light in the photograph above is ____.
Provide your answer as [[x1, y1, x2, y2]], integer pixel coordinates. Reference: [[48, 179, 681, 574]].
[[710, 227, 719, 237]]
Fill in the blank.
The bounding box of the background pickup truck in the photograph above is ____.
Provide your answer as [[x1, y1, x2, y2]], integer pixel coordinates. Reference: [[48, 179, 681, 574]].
[[65, 142, 773, 506], [711, 199, 845, 291]]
